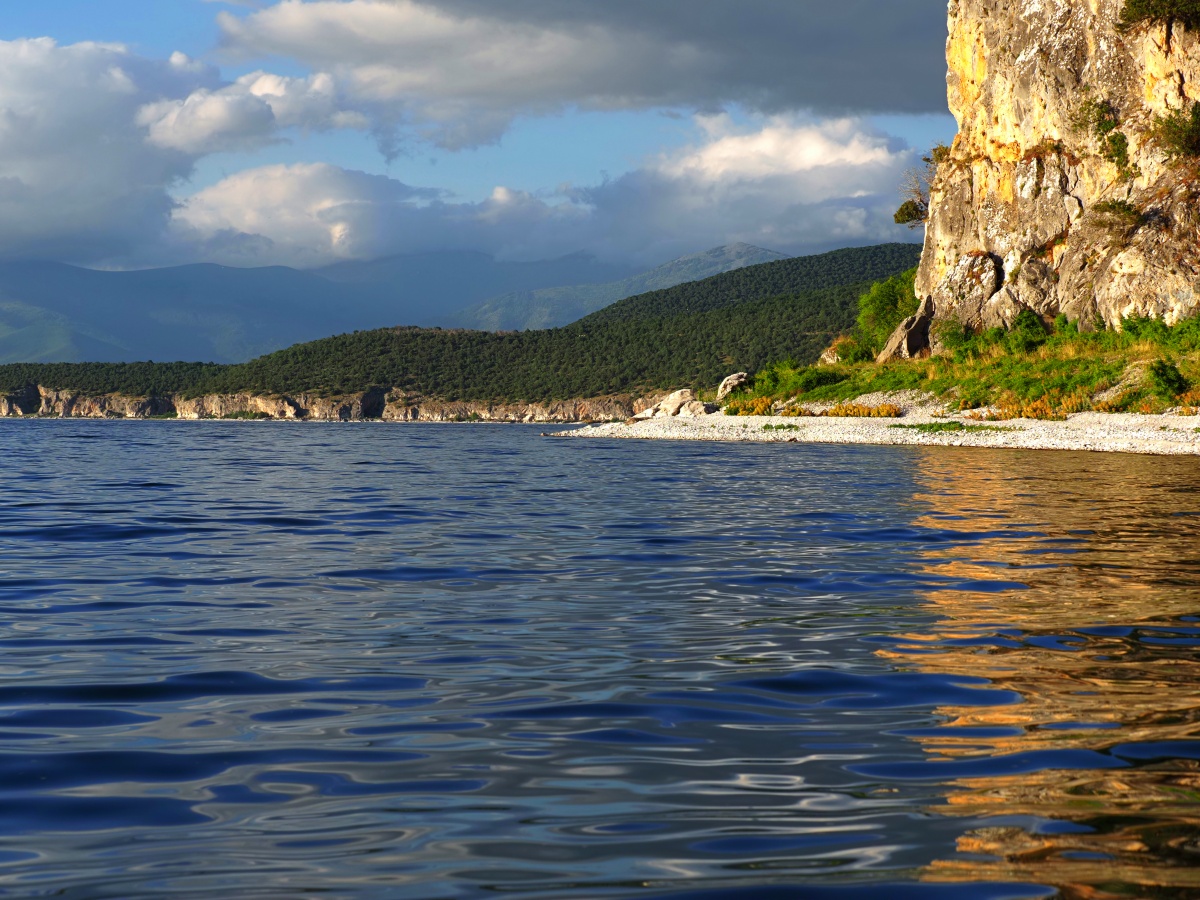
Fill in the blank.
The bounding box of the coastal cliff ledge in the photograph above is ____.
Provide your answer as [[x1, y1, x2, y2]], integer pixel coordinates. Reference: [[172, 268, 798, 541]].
[[0, 384, 665, 423]]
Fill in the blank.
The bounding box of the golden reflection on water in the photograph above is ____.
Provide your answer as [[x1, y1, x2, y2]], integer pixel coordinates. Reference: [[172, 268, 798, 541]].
[[894, 449, 1200, 899]]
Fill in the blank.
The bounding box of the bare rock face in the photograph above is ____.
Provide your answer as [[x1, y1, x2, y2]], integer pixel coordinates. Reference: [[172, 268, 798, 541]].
[[877, 297, 937, 363], [919, 0, 1200, 330], [716, 373, 750, 400], [384, 396, 636, 423], [0, 386, 643, 424]]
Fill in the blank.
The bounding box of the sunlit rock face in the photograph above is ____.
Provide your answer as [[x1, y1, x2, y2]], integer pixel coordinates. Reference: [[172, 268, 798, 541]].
[[918, 0, 1200, 330]]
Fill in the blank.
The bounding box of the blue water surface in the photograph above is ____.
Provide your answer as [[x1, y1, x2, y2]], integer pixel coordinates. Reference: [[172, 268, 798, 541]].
[[0, 421, 1197, 899]]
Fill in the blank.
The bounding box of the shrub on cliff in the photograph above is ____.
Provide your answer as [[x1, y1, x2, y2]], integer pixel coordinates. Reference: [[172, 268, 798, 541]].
[[1119, 0, 1200, 30], [893, 144, 951, 229], [1152, 101, 1200, 159]]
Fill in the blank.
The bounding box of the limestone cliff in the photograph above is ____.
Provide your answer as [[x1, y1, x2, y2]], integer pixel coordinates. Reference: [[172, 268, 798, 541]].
[[0, 384, 663, 423], [919, 0, 1200, 331]]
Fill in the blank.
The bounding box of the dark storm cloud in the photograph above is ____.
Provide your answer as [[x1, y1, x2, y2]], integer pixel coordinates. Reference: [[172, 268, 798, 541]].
[[218, 0, 950, 146], [430, 0, 950, 114]]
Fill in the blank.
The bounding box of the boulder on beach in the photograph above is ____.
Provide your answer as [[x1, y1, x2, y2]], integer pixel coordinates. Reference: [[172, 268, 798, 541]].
[[634, 389, 718, 419], [716, 373, 750, 400]]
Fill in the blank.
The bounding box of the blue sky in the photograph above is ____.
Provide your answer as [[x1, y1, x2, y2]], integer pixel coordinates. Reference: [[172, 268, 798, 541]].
[[0, 1, 957, 269], [0, 1, 220, 57]]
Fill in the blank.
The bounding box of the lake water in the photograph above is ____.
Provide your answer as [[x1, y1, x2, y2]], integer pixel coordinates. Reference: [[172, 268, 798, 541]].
[[1, 421, 1198, 899]]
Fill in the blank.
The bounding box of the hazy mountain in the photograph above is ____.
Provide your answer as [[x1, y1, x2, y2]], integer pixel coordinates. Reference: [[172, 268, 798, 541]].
[[451, 243, 790, 331], [0, 252, 637, 364]]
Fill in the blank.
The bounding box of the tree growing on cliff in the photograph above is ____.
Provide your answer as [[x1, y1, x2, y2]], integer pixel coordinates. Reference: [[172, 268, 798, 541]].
[[1119, 0, 1200, 30], [894, 144, 951, 228]]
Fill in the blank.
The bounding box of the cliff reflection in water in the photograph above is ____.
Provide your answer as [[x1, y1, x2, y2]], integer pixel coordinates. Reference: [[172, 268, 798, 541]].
[[888, 449, 1200, 898]]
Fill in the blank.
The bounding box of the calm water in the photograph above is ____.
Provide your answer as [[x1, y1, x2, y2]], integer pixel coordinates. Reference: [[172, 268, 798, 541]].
[[0, 421, 1198, 899]]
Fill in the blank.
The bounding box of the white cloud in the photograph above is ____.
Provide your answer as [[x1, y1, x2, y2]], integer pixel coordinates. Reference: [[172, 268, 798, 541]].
[[170, 115, 918, 268], [137, 71, 365, 155], [663, 115, 899, 182], [174, 163, 445, 266], [217, 0, 676, 147], [0, 38, 370, 265], [0, 39, 218, 264]]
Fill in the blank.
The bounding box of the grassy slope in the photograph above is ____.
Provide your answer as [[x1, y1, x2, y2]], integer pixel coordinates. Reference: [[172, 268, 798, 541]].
[[726, 316, 1200, 417]]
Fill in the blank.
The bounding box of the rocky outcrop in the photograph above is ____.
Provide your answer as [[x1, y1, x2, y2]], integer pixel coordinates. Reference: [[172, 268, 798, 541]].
[[920, 0, 1200, 331], [633, 389, 718, 419], [383, 395, 641, 423], [877, 297, 937, 363], [716, 372, 750, 400], [0, 385, 656, 423]]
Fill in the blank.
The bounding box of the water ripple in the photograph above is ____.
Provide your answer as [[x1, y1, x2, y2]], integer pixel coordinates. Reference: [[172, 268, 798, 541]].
[[0, 422, 1198, 898]]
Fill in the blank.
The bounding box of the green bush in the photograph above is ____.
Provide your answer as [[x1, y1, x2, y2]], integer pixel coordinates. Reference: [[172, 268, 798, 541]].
[[1148, 359, 1189, 399], [1004, 310, 1050, 355], [1072, 96, 1135, 175], [855, 268, 919, 354], [834, 338, 876, 364], [1119, 0, 1200, 29], [751, 360, 850, 396]]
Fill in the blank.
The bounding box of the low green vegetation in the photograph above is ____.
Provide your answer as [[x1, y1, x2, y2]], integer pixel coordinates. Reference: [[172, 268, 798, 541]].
[[1091, 199, 1144, 233], [889, 422, 1016, 434], [1072, 95, 1135, 177], [1119, 0, 1200, 30], [724, 281, 1200, 419]]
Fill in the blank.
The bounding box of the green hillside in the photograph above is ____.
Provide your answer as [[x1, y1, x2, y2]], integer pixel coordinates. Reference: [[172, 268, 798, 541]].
[[0, 244, 921, 403], [583, 243, 922, 324]]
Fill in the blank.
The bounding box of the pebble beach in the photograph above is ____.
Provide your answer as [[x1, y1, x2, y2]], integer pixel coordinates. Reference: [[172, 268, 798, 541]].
[[559, 393, 1200, 456]]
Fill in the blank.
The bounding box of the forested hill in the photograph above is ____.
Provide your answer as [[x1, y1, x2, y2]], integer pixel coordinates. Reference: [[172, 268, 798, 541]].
[[0, 244, 921, 403], [180, 283, 869, 400], [582, 243, 922, 324]]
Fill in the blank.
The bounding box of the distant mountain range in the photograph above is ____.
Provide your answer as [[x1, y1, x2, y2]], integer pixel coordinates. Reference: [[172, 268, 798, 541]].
[[0, 244, 799, 365], [450, 243, 788, 331]]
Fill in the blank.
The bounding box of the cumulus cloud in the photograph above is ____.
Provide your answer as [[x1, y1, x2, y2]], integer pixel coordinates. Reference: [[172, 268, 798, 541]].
[[175, 163, 446, 266], [0, 39, 220, 264], [217, 0, 948, 148], [171, 115, 918, 268], [137, 71, 366, 155]]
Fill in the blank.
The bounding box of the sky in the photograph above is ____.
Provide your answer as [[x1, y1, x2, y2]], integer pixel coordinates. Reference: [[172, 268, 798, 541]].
[[0, 0, 956, 271]]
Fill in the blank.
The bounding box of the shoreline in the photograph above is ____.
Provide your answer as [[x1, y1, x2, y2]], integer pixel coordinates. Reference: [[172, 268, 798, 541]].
[[558, 410, 1200, 456], [6, 407, 1200, 455]]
